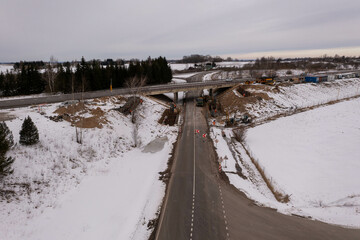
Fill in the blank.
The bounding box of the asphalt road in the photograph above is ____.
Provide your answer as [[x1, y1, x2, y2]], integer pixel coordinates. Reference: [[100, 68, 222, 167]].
[[155, 73, 360, 240], [156, 90, 228, 240]]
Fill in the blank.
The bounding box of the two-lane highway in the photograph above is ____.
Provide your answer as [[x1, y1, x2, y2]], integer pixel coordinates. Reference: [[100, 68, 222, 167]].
[[156, 90, 228, 240], [155, 73, 360, 240]]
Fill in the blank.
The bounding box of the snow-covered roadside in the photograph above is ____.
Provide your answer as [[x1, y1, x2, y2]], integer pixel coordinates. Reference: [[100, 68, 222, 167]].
[[203, 71, 218, 81], [172, 72, 198, 78], [210, 128, 283, 209], [211, 98, 360, 228], [246, 78, 360, 122], [0, 93, 57, 101], [171, 78, 187, 84], [0, 96, 178, 240]]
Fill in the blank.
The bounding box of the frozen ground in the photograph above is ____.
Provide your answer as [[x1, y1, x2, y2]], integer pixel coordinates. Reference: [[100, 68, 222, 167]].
[[0, 96, 178, 240], [276, 69, 304, 77], [172, 72, 199, 78], [202, 71, 218, 81], [169, 63, 194, 71], [171, 78, 187, 84], [211, 98, 360, 228], [215, 61, 252, 68], [0, 64, 14, 73], [246, 78, 360, 122]]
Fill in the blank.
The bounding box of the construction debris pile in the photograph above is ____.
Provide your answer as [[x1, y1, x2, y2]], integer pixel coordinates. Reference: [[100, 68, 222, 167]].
[[237, 86, 251, 97], [115, 97, 142, 115], [158, 103, 179, 126]]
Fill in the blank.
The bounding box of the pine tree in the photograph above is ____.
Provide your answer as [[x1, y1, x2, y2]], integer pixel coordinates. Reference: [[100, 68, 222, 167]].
[[0, 122, 14, 154], [0, 154, 14, 177], [0, 122, 15, 177], [19, 116, 39, 145]]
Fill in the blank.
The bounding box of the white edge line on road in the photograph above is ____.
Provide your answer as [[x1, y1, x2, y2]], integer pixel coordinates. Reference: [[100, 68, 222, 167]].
[[193, 100, 196, 196], [190, 98, 196, 240], [154, 100, 187, 240]]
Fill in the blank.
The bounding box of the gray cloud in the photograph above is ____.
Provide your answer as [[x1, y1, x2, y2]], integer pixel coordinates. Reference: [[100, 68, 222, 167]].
[[1, 0, 360, 61]]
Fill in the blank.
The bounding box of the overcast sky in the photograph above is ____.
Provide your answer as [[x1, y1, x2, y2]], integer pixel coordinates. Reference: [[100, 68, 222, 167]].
[[1, 0, 360, 61]]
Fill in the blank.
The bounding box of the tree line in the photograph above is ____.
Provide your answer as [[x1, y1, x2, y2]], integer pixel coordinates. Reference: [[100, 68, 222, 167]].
[[0, 56, 172, 97], [178, 54, 224, 64], [240, 56, 360, 72]]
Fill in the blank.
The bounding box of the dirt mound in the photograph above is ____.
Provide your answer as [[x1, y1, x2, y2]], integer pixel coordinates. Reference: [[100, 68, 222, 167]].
[[73, 116, 107, 129], [91, 107, 105, 117], [218, 85, 271, 116], [54, 102, 86, 115], [53, 102, 107, 129]]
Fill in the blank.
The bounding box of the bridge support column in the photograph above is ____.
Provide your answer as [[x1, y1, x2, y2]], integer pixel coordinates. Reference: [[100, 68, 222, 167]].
[[174, 92, 178, 103], [209, 89, 213, 97]]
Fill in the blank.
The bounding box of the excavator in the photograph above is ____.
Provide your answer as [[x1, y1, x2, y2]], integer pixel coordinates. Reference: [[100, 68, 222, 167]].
[[225, 110, 251, 126]]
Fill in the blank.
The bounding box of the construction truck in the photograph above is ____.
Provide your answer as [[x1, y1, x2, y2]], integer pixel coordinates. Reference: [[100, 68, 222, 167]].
[[196, 97, 204, 107], [245, 80, 255, 85], [256, 77, 275, 85]]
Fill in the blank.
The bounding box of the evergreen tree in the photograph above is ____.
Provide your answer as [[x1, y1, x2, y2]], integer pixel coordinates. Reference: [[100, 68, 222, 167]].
[[0, 122, 15, 177], [0, 122, 14, 154], [0, 154, 14, 177], [2, 72, 17, 96], [0, 72, 4, 91], [19, 116, 39, 145], [28, 64, 45, 94]]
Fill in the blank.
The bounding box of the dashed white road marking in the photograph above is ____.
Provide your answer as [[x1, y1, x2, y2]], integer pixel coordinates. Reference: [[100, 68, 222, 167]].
[[190, 104, 196, 240], [218, 183, 230, 240]]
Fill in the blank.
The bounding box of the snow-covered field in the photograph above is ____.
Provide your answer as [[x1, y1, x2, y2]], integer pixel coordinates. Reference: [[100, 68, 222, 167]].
[[215, 61, 252, 68], [211, 98, 360, 228], [169, 63, 194, 71], [0, 64, 14, 73], [246, 78, 360, 122], [0, 96, 178, 240]]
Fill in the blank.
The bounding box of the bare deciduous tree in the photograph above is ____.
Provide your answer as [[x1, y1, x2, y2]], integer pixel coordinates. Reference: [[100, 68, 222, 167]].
[[125, 76, 147, 147], [125, 76, 147, 97], [44, 55, 58, 93]]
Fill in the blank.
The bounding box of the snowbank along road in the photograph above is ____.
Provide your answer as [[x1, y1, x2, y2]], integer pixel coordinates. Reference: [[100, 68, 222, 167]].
[[155, 73, 360, 240]]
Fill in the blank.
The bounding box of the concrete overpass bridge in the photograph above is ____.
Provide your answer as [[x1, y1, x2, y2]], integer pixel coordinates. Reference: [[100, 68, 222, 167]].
[[2, 68, 359, 109], [0, 78, 249, 109]]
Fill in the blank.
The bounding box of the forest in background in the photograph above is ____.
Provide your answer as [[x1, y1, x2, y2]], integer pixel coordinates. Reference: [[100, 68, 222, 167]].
[[0, 56, 172, 97]]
